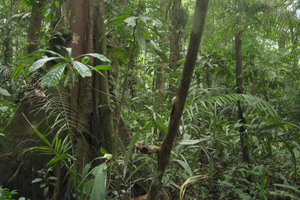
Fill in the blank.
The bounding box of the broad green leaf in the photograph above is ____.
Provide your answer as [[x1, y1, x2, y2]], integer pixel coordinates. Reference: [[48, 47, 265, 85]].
[[137, 25, 146, 50], [91, 163, 107, 200], [155, 119, 168, 135], [173, 159, 193, 177], [0, 88, 11, 96], [180, 139, 207, 145], [73, 61, 92, 77], [42, 63, 67, 87], [65, 47, 72, 58], [274, 184, 300, 193], [48, 176, 58, 180], [76, 53, 111, 63], [91, 65, 114, 70], [29, 57, 60, 73], [139, 15, 148, 23], [124, 16, 139, 26], [32, 178, 43, 183], [28, 49, 64, 58], [83, 179, 94, 197], [11, 64, 24, 79], [236, 189, 251, 200]]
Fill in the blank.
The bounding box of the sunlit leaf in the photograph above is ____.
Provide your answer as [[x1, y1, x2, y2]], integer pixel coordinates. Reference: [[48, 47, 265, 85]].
[[124, 16, 139, 26], [42, 63, 67, 87], [29, 57, 61, 73], [0, 88, 11, 96], [137, 25, 146, 50], [91, 65, 114, 70], [73, 61, 92, 77], [76, 53, 111, 63]]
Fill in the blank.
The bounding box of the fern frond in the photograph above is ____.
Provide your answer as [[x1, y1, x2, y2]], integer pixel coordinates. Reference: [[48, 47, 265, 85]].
[[0, 65, 12, 81], [200, 94, 278, 120], [23, 83, 87, 136]]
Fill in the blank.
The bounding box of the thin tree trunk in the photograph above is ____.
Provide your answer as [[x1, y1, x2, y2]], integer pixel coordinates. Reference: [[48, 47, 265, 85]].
[[2, 0, 13, 65], [235, 29, 249, 163], [154, 1, 168, 91], [27, 2, 42, 54], [169, 0, 181, 95], [147, 0, 209, 199]]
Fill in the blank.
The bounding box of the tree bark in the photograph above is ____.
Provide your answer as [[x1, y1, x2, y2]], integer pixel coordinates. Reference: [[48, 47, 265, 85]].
[[169, 0, 181, 95], [0, 2, 46, 199], [2, 0, 13, 65], [147, 0, 209, 199], [27, 2, 42, 54], [92, 0, 114, 154], [235, 29, 249, 163]]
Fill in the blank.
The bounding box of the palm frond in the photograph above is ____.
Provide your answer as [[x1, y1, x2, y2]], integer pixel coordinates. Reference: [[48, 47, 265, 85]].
[[198, 93, 278, 120], [23, 83, 87, 136], [0, 65, 12, 82]]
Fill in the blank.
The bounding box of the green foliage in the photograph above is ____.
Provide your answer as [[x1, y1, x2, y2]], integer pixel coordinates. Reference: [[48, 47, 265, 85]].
[[27, 48, 112, 87], [2, 0, 300, 199], [0, 186, 25, 200]]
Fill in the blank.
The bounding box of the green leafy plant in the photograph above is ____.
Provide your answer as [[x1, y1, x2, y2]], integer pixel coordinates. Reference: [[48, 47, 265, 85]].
[[0, 186, 25, 200], [25, 48, 113, 88]]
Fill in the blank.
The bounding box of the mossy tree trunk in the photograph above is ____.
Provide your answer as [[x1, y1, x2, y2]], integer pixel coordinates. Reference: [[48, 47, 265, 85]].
[[0, 2, 45, 198], [0, 0, 114, 198]]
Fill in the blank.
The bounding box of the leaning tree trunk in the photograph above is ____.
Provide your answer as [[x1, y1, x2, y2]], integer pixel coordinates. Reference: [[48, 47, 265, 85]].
[[147, 0, 209, 199]]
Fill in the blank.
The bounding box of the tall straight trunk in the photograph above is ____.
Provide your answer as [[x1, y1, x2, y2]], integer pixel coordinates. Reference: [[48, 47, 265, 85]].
[[27, 2, 42, 54], [64, 0, 92, 173], [169, 0, 181, 95], [235, 29, 249, 163], [2, 0, 13, 65], [92, 0, 114, 153], [147, 0, 209, 199]]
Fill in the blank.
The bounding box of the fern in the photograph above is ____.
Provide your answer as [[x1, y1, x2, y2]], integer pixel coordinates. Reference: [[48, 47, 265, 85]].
[[0, 65, 12, 84], [194, 93, 279, 121]]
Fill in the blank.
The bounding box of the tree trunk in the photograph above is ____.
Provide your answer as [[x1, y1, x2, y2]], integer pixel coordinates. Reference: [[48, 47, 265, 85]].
[[92, 0, 114, 154], [27, 2, 42, 54], [0, 2, 46, 199], [147, 0, 209, 199], [154, 1, 168, 91], [2, 0, 13, 65], [235, 29, 249, 163], [0, 0, 114, 198], [0, 100, 53, 199], [169, 0, 181, 95]]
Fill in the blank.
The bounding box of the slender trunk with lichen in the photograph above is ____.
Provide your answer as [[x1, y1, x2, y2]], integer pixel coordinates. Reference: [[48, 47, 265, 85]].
[[147, 0, 209, 199]]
